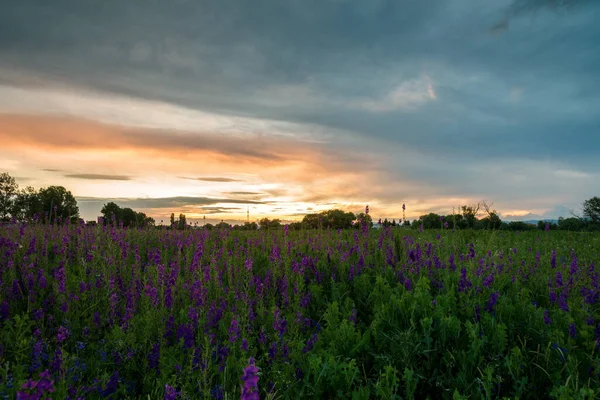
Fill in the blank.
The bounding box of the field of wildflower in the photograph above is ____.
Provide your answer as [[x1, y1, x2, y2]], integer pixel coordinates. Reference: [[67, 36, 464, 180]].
[[1, 222, 599, 399]]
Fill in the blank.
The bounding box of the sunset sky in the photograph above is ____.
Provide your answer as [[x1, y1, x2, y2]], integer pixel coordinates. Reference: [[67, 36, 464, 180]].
[[1, 0, 599, 224]]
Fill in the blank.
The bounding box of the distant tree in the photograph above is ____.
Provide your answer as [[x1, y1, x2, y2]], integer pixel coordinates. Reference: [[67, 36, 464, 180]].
[[461, 204, 480, 229], [445, 213, 467, 230], [215, 221, 230, 229], [170, 213, 176, 227], [101, 202, 122, 224], [259, 218, 281, 230], [37, 186, 79, 223], [419, 213, 442, 229], [583, 197, 600, 225], [241, 221, 258, 231], [289, 221, 303, 231], [558, 217, 586, 231], [353, 212, 373, 229], [0, 172, 18, 221], [302, 214, 321, 229], [402, 219, 411, 227], [100, 202, 153, 228], [12, 186, 43, 222], [537, 220, 558, 231], [178, 214, 187, 230], [480, 201, 502, 230], [320, 209, 355, 229], [204, 223, 214, 231]]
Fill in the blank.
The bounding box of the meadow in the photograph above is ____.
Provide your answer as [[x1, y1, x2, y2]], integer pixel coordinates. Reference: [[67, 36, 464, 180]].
[[0, 223, 599, 399]]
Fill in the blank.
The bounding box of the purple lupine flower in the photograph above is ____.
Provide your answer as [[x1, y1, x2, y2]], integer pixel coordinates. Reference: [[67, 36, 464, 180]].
[[555, 272, 563, 288], [349, 307, 357, 327], [404, 277, 412, 291], [228, 319, 241, 343], [543, 309, 552, 325], [485, 292, 500, 313], [17, 370, 55, 400], [164, 384, 179, 400], [299, 292, 311, 308], [569, 323, 576, 338], [458, 268, 472, 293], [302, 333, 318, 353], [56, 326, 70, 343], [273, 309, 287, 337], [483, 273, 494, 288], [241, 357, 260, 400], [241, 338, 249, 352], [558, 293, 569, 312]]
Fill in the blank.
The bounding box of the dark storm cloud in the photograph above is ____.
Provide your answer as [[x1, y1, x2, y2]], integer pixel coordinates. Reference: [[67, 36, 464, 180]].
[[65, 173, 132, 181], [1, 0, 598, 165], [1, 0, 599, 217]]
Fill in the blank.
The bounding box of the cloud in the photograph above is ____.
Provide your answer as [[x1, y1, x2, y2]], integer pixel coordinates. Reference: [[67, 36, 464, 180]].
[[76, 196, 264, 209], [65, 173, 132, 181], [353, 76, 437, 112], [226, 191, 264, 195], [42, 168, 63, 172], [180, 177, 245, 182], [1, 0, 599, 222]]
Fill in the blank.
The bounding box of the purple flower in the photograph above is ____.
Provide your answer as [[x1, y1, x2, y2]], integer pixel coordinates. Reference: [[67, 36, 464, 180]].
[[485, 292, 500, 313], [302, 333, 318, 353], [569, 323, 576, 338], [164, 384, 179, 400], [229, 319, 241, 343], [241, 357, 260, 400], [458, 268, 472, 293], [56, 326, 69, 343], [543, 309, 552, 325], [273, 309, 287, 338], [349, 308, 357, 326]]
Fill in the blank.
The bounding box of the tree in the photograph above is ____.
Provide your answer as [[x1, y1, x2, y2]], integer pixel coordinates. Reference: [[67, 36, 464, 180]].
[[302, 214, 321, 229], [259, 218, 281, 230], [320, 209, 355, 229], [419, 213, 442, 229], [0, 172, 18, 221], [12, 186, 43, 222], [583, 197, 600, 224], [170, 213, 176, 227], [480, 201, 502, 230], [558, 217, 586, 231], [353, 212, 373, 229], [178, 214, 187, 230], [215, 221, 230, 229], [37, 186, 79, 223], [101, 202, 122, 224], [461, 203, 480, 229]]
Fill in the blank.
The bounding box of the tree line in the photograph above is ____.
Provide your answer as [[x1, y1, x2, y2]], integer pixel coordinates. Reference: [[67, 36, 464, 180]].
[[1, 172, 598, 231]]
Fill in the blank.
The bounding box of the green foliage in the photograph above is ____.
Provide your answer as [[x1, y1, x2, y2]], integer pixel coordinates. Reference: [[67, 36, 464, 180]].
[[1, 218, 599, 399], [0, 172, 18, 221], [582, 196, 600, 225]]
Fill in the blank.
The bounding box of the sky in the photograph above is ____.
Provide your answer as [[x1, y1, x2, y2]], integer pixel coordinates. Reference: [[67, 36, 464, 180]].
[[1, 0, 599, 224]]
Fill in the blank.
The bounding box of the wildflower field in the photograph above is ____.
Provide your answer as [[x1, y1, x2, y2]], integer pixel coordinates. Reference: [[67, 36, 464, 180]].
[[1, 223, 599, 399]]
